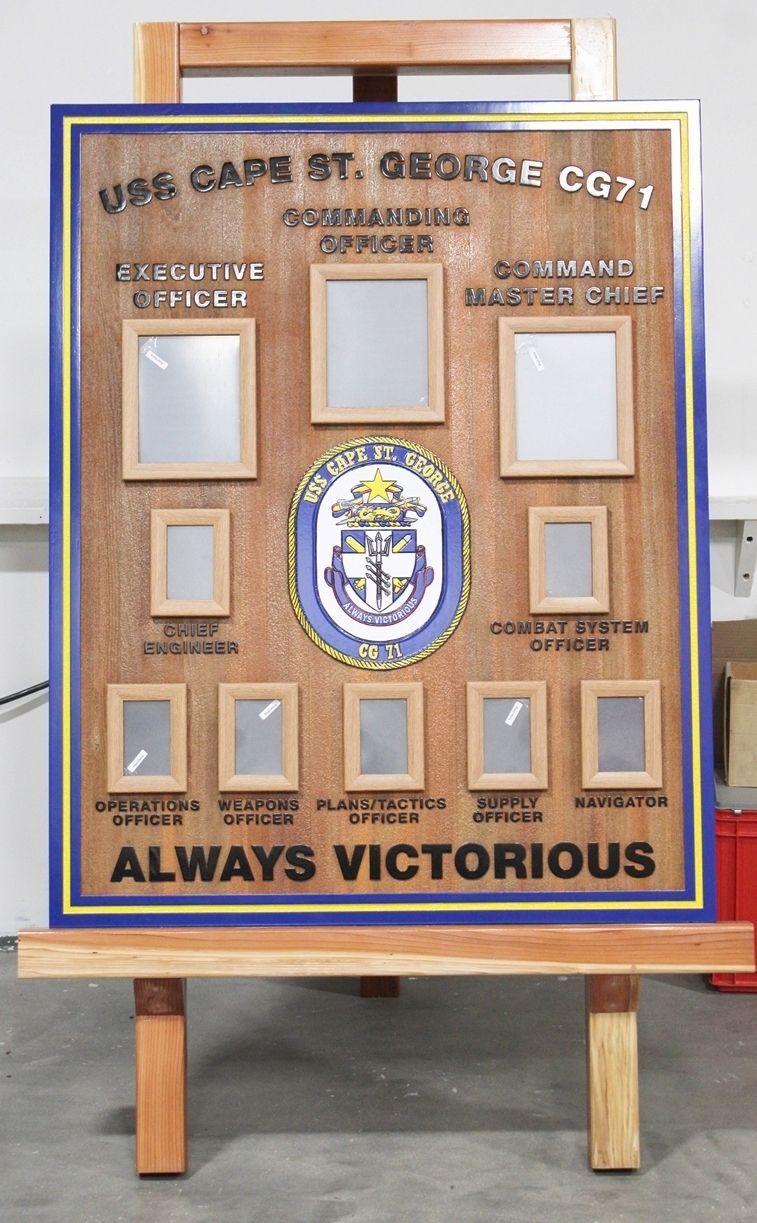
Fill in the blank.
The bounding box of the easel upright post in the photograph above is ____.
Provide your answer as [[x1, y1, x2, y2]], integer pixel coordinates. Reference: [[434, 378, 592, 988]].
[[586, 975, 640, 1170], [134, 979, 187, 1174]]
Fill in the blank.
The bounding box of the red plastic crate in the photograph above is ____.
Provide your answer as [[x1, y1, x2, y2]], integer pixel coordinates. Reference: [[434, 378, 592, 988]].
[[712, 809, 757, 991]]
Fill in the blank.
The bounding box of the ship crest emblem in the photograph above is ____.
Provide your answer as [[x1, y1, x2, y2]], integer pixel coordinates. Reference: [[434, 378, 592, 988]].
[[289, 437, 469, 669]]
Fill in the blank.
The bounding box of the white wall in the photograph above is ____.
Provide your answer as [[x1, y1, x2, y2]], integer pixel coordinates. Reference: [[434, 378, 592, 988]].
[[1, 0, 755, 932]]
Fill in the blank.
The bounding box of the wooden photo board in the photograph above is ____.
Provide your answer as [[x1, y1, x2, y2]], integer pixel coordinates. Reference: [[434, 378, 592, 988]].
[[50, 101, 711, 926]]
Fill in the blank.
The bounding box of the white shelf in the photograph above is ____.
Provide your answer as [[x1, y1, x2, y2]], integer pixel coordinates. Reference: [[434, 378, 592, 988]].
[[709, 500, 757, 597], [709, 497, 757, 522], [0, 478, 49, 525]]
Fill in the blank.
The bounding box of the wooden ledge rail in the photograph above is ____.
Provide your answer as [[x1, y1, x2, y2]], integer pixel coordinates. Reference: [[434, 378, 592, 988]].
[[18, 923, 754, 979]]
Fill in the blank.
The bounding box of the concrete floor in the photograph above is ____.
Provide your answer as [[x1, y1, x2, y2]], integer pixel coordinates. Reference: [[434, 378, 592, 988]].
[[2, 946, 756, 1223]]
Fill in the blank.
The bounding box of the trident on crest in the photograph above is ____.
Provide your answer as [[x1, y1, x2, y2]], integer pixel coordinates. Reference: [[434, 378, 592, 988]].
[[366, 532, 392, 609]]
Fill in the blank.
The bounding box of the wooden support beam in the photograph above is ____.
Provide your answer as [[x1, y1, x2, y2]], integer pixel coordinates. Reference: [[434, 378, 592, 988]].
[[178, 20, 573, 73], [18, 924, 755, 979], [586, 974, 640, 1170], [570, 18, 617, 101], [134, 979, 187, 1175], [134, 23, 180, 104]]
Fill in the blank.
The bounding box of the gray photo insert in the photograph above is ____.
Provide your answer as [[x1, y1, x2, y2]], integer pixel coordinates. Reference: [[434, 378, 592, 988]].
[[597, 696, 646, 773], [166, 524, 215, 602], [235, 699, 284, 777], [359, 698, 408, 775], [515, 331, 618, 461], [123, 700, 171, 777], [138, 334, 241, 464], [483, 697, 532, 775], [326, 279, 429, 408], [544, 521, 594, 597]]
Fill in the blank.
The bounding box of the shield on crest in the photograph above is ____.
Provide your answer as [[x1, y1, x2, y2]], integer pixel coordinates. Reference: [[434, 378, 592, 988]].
[[340, 528, 418, 612]]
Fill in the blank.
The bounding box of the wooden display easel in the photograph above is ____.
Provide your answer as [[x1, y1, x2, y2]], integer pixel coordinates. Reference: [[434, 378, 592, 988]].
[[21, 18, 754, 1178]]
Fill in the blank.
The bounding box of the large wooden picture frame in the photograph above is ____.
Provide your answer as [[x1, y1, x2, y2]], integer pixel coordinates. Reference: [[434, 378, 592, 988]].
[[499, 316, 634, 478], [310, 264, 445, 424], [122, 318, 257, 479]]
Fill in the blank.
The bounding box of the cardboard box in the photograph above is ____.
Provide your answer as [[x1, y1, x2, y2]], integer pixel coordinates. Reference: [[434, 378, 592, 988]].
[[724, 661, 757, 786], [712, 620, 757, 772]]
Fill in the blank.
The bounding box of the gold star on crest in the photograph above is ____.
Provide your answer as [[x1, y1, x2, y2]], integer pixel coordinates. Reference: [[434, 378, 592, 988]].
[[354, 468, 398, 503]]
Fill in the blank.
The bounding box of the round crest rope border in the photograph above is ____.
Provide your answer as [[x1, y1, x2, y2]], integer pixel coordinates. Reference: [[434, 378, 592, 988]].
[[288, 434, 471, 670]]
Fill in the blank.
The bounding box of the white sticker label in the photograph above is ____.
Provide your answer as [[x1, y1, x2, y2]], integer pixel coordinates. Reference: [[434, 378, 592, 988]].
[[144, 348, 168, 370], [126, 748, 148, 774], [259, 700, 281, 721], [505, 701, 524, 727], [528, 346, 545, 372]]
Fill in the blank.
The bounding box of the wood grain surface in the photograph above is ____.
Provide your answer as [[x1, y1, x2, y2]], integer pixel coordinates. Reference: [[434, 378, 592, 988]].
[[586, 973, 640, 1169], [134, 978, 187, 1173], [177, 20, 574, 71], [77, 124, 684, 907], [17, 925, 755, 978]]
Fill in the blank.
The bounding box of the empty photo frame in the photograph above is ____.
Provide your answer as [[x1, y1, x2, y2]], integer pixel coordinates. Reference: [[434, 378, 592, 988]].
[[344, 682, 424, 791], [122, 319, 256, 479], [310, 264, 444, 423], [467, 681, 548, 790], [107, 683, 187, 792], [581, 680, 662, 789], [150, 508, 230, 617], [499, 316, 634, 477], [218, 684, 299, 791], [528, 506, 609, 614]]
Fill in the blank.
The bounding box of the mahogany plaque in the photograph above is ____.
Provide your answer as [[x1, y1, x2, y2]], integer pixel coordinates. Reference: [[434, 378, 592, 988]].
[[50, 101, 711, 926]]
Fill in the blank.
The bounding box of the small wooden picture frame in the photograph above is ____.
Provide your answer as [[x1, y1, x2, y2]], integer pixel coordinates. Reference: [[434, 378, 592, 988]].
[[344, 682, 424, 791], [218, 683, 299, 792], [310, 264, 445, 424], [528, 505, 609, 614], [581, 680, 662, 789], [107, 683, 187, 793], [122, 319, 256, 480], [150, 508, 230, 617], [467, 681, 548, 791], [499, 316, 634, 477]]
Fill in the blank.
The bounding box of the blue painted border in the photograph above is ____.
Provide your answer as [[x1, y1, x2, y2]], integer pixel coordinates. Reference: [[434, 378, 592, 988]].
[[49, 107, 64, 925], [49, 101, 712, 926]]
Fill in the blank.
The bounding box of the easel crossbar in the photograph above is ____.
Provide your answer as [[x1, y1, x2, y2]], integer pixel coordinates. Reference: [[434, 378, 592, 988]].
[[178, 20, 573, 72]]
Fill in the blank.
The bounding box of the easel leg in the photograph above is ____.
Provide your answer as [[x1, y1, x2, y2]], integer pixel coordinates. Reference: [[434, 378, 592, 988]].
[[585, 974, 640, 1170], [134, 979, 187, 1175], [359, 976, 400, 998]]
